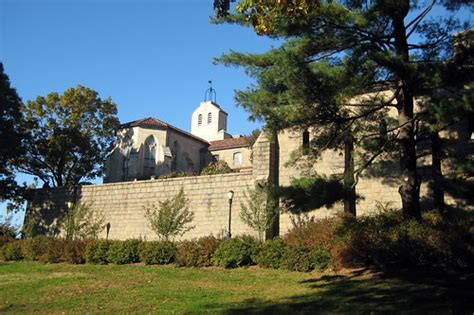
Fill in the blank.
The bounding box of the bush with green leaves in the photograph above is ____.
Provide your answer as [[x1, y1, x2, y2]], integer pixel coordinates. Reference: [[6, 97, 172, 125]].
[[21, 236, 50, 261], [85, 239, 110, 264], [139, 241, 176, 265], [39, 238, 67, 263], [0, 240, 23, 261], [144, 188, 194, 241], [107, 239, 141, 264], [61, 202, 104, 240], [212, 235, 259, 268], [240, 184, 278, 242], [175, 236, 221, 267], [62, 239, 89, 264], [158, 171, 196, 179], [200, 160, 234, 175], [253, 238, 287, 269], [281, 245, 331, 272]]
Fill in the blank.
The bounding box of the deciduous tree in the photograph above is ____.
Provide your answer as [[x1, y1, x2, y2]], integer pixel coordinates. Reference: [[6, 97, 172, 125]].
[[18, 85, 119, 187]]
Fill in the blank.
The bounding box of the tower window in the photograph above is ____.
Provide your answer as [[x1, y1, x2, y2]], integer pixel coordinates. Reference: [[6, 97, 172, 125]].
[[198, 114, 202, 126], [233, 152, 242, 166], [207, 112, 212, 124]]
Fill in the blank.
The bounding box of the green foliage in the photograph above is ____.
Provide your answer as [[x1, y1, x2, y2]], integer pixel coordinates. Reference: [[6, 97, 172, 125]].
[[39, 238, 67, 263], [279, 176, 346, 214], [0, 63, 25, 200], [200, 160, 234, 175], [158, 171, 196, 179], [62, 202, 104, 240], [0, 241, 24, 261], [138, 241, 176, 265], [214, 0, 474, 220], [0, 214, 17, 240], [85, 240, 110, 264], [107, 240, 141, 264], [62, 239, 88, 264], [21, 236, 50, 261], [240, 184, 278, 241], [212, 235, 259, 268], [281, 245, 331, 272], [19, 85, 119, 187], [253, 238, 287, 269], [144, 188, 194, 241], [175, 236, 221, 267]]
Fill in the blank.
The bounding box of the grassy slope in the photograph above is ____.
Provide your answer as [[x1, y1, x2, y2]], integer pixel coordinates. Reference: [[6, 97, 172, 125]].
[[0, 262, 472, 314]]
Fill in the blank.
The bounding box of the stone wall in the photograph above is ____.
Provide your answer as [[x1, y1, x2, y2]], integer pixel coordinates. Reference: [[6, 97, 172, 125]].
[[26, 171, 257, 240]]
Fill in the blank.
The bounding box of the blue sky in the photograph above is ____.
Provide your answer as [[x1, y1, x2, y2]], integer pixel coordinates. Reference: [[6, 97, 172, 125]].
[[0, 0, 279, 225]]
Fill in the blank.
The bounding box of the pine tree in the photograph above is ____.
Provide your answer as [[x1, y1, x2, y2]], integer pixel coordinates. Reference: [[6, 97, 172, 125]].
[[214, 0, 473, 219]]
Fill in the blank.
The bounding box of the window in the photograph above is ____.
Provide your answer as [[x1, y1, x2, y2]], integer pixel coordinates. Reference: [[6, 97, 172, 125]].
[[233, 152, 242, 166], [198, 114, 202, 126], [122, 146, 131, 180], [302, 130, 310, 156], [207, 112, 212, 124], [144, 136, 156, 176]]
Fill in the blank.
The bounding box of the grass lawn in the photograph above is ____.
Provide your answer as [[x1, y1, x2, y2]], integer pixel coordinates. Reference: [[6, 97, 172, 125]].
[[0, 261, 472, 314]]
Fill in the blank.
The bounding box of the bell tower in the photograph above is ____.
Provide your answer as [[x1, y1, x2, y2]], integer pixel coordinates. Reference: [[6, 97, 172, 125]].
[[191, 81, 231, 141]]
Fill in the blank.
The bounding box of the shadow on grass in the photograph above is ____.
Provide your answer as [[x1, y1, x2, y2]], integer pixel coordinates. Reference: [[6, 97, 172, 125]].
[[205, 269, 474, 314]]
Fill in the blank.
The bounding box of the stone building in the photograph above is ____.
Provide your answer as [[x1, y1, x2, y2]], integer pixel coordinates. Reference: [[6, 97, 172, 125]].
[[24, 87, 472, 240], [104, 99, 252, 183]]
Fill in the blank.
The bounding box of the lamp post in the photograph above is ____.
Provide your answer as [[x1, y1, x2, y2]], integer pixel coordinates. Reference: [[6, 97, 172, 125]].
[[227, 190, 234, 238]]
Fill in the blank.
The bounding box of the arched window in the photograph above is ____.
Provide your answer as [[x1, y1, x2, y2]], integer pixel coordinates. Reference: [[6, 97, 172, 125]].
[[122, 146, 131, 180], [302, 130, 310, 155], [198, 114, 202, 126], [233, 152, 242, 166], [144, 136, 156, 176], [207, 112, 212, 124]]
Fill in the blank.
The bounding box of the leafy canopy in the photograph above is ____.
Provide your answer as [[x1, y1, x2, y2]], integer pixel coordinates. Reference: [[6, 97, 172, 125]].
[[0, 63, 25, 200], [18, 85, 119, 187]]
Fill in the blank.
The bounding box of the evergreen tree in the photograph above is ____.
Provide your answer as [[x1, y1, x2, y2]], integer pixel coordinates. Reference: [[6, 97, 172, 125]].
[[214, 0, 472, 219]]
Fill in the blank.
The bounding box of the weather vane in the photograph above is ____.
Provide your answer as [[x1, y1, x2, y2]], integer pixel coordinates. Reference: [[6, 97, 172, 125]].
[[204, 80, 217, 103]]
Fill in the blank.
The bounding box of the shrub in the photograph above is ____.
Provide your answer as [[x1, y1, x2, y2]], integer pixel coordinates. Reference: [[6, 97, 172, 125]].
[[21, 236, 50, 261], [212, 235, 258, 268], [107, 239, 142, 264], [284, 216, 342, 249], [39, 238, 66, 263], [85, 240, 110, 264], [240, 184, 278, 242], [281, 245, 332, 272], [1, 241, 23, 261], [253, 238, 287, 269], [63, 239, 89, 264], [175, 236, 221, 267], [139, 241, 176, 265], [201, 161, 233, 175], [158, 171, 196, 179], [144, 188, 195, 241], [62, 202, 104, 240]]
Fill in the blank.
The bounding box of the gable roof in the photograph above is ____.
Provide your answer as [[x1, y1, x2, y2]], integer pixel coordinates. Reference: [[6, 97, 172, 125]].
[[209, 137, 250, 151], [121, 117, 209, 144]]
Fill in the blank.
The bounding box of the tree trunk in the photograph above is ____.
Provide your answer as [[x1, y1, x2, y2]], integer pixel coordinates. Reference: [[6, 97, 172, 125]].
[[344, 132, 356, 216], [392, 9, 421, 220], [431, 131, 445, 212]]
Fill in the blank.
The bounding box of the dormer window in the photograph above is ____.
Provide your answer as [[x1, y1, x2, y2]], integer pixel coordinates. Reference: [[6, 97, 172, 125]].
[[207, 112, 212, 124], [198, 114, 202, 126]]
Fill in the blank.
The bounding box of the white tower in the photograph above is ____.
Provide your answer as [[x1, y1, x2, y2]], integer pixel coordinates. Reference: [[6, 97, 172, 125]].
[[191, 83, 231, 141]]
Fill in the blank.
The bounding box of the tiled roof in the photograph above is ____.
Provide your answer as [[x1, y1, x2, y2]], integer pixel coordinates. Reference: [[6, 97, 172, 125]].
[[209, 137, 250, 150], [121, 117, 208, 144]]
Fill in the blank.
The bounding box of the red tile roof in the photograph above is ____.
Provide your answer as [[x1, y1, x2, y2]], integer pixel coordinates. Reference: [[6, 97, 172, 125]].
[[121, 117, 208, 144], [209, 137, 250, 150]]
